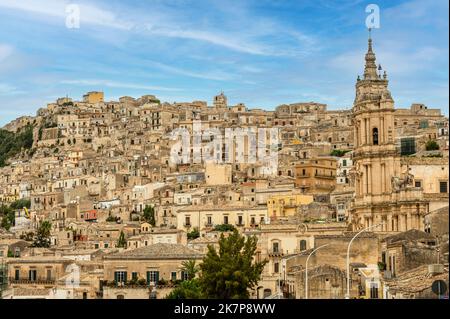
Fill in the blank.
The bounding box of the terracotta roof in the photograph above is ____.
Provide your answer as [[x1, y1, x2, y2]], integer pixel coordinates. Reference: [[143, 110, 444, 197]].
[[385, 265, 449, 294], [104, 243, 203, 260], [13, 288, 51, 296], [382, 229, 435, 244]]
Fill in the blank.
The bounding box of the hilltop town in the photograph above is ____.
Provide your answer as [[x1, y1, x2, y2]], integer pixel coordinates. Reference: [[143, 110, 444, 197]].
[[0, 37, 448, 299]]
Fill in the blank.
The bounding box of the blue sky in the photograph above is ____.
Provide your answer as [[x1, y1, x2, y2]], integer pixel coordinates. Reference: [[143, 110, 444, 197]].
[[0, 0, 448, 126]]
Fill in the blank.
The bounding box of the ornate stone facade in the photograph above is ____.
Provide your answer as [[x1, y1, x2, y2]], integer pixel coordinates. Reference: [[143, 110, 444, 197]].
[[350, 34, 429, 232]]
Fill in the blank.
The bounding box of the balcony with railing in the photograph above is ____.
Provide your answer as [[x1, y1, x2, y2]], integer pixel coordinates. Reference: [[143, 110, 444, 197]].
[[314, 173, 335, 179], [9, 277, 56, 285], [268, 249, 284, 257]]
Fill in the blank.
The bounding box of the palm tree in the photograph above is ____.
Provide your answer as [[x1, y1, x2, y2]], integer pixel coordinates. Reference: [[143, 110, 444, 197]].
[[181, 260, 199, 280]]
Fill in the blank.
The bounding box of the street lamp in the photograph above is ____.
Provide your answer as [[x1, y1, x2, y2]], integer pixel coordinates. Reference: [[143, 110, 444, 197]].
[[345, 222, 384, 299], [305, 243, 330, 299]]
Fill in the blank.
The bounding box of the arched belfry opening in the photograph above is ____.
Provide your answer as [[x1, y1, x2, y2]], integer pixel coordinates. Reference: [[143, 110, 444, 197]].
[[372, 127, 379, 145]]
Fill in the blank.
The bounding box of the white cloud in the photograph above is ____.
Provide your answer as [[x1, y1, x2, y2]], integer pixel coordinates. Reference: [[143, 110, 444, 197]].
[[0, 83, 26, 95], [0, 0, 132, 30], [329, 44, 445, 77], [145, 25, 272, 56], [60, 79, 182, 92], [0, 0, 318, 57], [145, 61, 234, 81]]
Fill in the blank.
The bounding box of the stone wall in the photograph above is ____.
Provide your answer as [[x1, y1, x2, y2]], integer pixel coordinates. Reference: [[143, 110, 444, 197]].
[[402, 243, 439, 272]]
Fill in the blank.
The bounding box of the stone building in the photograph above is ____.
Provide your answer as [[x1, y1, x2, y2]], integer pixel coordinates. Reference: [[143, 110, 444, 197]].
[[102, 243, 203, 299], [350, 34, 429, 232], [294, 157, 337, 194]]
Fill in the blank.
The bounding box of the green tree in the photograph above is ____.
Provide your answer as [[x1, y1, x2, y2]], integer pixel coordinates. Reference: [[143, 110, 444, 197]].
[[187, 228, 200, 240], [10, 199, 31, 210], [330, 149, 350, 157], [143, 205, 156, 226], [117, 231, 127, 248], [165, 279, 203, 299], [0, 205, 15, 231], [181, 260, 199, 280], [425, 140, 440, 151], [199, 230, 267, 299], [32, 220, 52, 247], [213, 224, 236, 232], [0, 125, 34, 167]]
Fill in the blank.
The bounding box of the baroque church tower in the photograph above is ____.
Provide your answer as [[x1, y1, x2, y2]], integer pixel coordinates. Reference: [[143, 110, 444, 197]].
[[350, 32, 429, 232]]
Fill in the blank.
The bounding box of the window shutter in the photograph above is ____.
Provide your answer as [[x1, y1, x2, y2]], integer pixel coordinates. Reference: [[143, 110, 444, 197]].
[[181, 271, 185, 281], [155, 271, 159, 284], [114, 272, 118, 286], [124, 272, 127, 283], [146, 271, 150, 286]]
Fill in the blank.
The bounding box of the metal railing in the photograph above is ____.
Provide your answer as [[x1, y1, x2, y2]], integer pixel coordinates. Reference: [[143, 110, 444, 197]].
[[9, 277, 55, 285]]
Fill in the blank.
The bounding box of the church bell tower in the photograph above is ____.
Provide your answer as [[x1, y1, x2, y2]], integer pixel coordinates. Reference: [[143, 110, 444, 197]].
[[350, 30, 428, 232]]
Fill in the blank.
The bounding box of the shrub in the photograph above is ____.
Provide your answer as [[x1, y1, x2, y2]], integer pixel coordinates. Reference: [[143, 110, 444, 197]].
[[425, 140, 439, 151], [330, 149, 350, 157], [213, 224, 236, 232], [158, 278, 168, 286], [138, 278, 147, 286], [187, 228, 200, 240]]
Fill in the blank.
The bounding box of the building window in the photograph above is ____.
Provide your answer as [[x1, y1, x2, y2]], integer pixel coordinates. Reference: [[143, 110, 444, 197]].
[[439, 181, 448, 193], [132, 272, 138, 281], [415, 180, 422, 188], [46, 269, 52, 281], [370, 284, 379, 299], [171, 272, 177, 281], [15, 269, 20, 280], [207, 215, 212, 225], [28, 270, 37, 281], [272, 242, 279, 253], [372, 128, 378, 145], [300, 240, 307, 251], [146, 271, 159, 285], [224, 216, 229, 224], [185, 216, 191, 226], [238, 215, 243, 225], [181, 271, 189, 281], [114, 271, 127, 284], [274, 262, 279, 273]]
